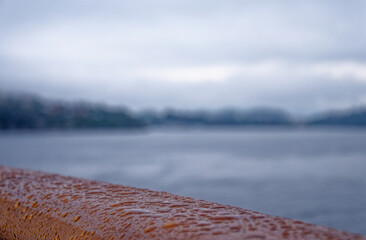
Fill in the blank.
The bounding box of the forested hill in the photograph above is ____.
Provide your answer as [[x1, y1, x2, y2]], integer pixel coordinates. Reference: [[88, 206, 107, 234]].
[[0, 94, 144, 129], [307, 108, 366, 126], [138, 108, 292, 126]]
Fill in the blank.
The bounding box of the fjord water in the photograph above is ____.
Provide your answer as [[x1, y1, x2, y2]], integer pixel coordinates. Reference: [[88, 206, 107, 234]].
[[0, 128, 365, 235]]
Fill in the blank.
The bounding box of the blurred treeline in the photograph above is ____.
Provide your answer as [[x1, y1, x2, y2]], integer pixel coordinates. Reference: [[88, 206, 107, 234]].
[[1, 93, 366, 130], [0, 94, 144, 129]]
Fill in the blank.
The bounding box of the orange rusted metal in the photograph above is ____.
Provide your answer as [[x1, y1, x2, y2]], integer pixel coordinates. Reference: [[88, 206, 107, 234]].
[[0, 166, 364, 240]]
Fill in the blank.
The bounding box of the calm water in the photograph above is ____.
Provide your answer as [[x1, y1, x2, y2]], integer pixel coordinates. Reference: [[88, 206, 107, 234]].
[[0, 127, 366, 234]]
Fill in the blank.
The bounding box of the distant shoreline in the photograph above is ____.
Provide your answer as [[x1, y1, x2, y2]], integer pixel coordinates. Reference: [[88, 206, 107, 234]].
[[2, 125, 366, 136], [2, 93, 366, 130]]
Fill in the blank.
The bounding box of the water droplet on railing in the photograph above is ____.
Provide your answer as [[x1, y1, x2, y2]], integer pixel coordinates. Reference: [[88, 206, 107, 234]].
[[144, 226, 156, 233], [162, 222, 178, 229]]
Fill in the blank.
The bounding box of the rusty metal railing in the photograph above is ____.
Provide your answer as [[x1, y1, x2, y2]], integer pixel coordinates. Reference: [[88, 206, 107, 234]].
[[0, 166, 364, 239]]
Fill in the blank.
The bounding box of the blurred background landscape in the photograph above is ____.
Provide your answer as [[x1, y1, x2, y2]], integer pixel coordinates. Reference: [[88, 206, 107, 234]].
[[1, 0, 366, 235], [2, 92, 366, 129]]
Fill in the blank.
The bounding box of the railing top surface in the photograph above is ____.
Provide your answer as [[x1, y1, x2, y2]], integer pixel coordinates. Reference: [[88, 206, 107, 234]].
[[0, 166, 364, 240]]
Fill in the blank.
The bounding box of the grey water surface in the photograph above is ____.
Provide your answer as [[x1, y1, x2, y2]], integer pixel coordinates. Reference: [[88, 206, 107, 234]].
[[0, 127, 365, 235]]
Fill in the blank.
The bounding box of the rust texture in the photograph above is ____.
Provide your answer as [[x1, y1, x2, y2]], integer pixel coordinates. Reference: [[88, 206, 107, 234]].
[[0, 166, 365, 240]]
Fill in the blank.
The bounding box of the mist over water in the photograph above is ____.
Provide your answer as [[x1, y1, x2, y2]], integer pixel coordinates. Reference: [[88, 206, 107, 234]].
[[1, 128, 365, 235]]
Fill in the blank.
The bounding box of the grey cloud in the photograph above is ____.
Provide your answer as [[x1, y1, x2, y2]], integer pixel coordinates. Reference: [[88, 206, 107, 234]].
[[1, 0, 366, 114], [1, 0, 365, 63]]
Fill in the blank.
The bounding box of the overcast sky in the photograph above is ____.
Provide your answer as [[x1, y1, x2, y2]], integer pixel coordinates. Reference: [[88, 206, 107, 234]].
[[1, 0, 366, 114]]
